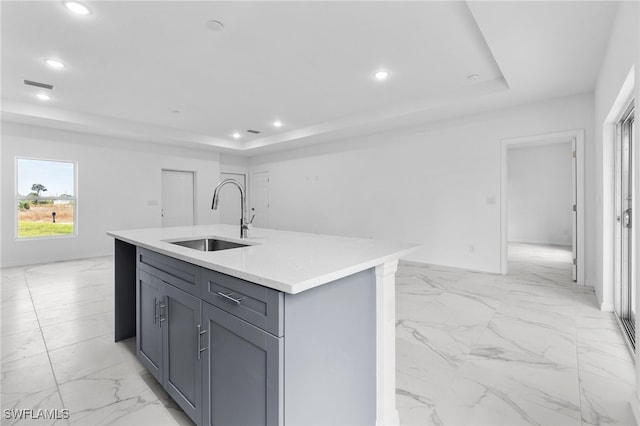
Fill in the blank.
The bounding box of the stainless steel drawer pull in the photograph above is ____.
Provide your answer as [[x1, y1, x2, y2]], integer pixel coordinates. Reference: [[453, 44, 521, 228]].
[[197, 325, 208, 360], [153, 297, 158, 324], [158, 301, 167, 324], [216, 291, 243, 304]]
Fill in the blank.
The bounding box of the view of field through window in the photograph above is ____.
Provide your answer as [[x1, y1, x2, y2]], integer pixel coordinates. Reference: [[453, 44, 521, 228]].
[[16, 158, 76, 238]]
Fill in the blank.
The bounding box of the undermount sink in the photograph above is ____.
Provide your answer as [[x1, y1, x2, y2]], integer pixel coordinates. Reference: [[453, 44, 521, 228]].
[[170, 238, 248, 252]]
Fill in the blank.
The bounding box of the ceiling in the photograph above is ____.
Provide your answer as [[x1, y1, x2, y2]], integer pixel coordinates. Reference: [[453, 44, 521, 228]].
[[1, 1, 618, 155]]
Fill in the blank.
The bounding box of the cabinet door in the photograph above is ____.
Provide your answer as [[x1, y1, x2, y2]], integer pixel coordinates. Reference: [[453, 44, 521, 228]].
[[163, 284, 202, 425], [136, 269, 163, 382], [202, 303, 283, 426]]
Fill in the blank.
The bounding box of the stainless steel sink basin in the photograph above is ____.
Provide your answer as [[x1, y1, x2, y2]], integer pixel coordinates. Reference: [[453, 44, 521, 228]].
[[170, 238, 248, 251]]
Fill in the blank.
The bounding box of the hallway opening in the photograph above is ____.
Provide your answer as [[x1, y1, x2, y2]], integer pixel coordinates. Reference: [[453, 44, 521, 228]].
[[500, 129, 585, 285]]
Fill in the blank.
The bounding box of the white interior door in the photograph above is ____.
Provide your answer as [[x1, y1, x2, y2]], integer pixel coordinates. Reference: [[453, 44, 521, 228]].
[[251, 171, 270, 228], [218, 173, 246, 226], [161, 170, 195, 227]]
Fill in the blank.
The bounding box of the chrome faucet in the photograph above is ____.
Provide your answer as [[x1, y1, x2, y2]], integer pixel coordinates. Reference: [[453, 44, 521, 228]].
[[212, 179, 255, 239]]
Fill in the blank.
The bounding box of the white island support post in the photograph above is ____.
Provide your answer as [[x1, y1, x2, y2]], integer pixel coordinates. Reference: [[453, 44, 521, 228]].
[[375, 260, 400, 426]]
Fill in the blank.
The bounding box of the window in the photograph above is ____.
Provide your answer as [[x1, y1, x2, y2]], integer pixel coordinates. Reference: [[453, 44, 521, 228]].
[[16, 158, 76, 239]]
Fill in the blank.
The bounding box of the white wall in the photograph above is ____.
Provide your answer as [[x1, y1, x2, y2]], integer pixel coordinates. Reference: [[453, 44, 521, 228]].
[[219, 153, 250, 175], [507, 143, 573, 246], [0, 122, 221, 267], [250, 93, 594, 275], [589, 2, 639, 416], [594, 1, 639, 310]]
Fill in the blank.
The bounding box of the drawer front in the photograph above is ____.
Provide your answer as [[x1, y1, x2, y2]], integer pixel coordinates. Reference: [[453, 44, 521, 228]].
[[202, 269, 283, 337], [137, 248, 201, 296]]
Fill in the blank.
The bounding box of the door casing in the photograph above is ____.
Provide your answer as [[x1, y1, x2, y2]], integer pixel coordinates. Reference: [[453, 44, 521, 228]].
[[500, 129, 585, 285], [161, 169, 196, 227], [251, 171, 270, 228]]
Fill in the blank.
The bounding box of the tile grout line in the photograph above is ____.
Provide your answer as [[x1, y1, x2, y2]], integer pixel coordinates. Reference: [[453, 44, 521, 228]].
[[419, 271, 506, 422], [22, 267, 68, 412], [574, 305, 586, 426], [431, 251, 584, 425]]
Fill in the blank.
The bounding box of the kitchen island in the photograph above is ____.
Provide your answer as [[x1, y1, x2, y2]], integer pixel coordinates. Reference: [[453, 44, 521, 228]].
[[108, 224, 417, 426]]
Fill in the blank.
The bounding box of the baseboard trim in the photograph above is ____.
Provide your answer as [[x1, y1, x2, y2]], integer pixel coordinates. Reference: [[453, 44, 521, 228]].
[[600, 302, 615, 312], [0, 251, 113, 268], [594, 286, 614, 312]]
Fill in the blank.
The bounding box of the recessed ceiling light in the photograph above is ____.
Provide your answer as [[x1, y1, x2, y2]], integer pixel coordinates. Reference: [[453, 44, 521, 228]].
[[374, 70, 389, 81], [206, 20, 225, 32], [44, 58, 65, 69], [467, 73, 480, 80], [273, 120, 282, 128], [36, 93, 51, 101], [232, 132, 241, 139], [63, 1, 91, 16]]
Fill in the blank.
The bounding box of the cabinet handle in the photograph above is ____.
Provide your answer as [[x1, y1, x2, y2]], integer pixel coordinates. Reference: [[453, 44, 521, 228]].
[[153, 297, 159, 325], [216, 291, 243, 305], [158, 300, 167, 326], [197, 324, 208, 360]]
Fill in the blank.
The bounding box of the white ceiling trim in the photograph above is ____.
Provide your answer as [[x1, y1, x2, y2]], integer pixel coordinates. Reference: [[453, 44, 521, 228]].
[[0, 1, 618, 155]]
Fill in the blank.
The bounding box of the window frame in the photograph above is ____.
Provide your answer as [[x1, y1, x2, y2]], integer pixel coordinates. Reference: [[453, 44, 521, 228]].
[[15, 156, 78, 240]]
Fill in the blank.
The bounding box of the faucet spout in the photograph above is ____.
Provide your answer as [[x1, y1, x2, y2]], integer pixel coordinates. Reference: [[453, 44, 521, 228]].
[[212, 179, 252, 238]]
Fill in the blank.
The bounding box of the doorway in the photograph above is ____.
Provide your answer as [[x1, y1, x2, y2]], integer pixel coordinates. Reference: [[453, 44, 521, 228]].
[[161, 169, 195, 227], [500, 130, 585, 285], [251, 171, 270, 228], [614, 102, 635, 350], [506, 141, 574, 278]]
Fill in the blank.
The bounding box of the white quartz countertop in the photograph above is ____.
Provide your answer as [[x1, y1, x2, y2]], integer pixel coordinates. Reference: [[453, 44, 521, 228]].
[[108, 224, 419, 294]]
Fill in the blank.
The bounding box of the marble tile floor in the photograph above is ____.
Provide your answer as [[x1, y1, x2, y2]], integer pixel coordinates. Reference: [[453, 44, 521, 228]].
[[0, 243, 636, 425], [1, 257, 193, 426], [396, 243, 636, 426]]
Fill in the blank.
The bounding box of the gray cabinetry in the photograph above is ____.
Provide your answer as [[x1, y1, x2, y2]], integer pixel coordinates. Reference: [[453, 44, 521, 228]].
[[201, 269, 283, 336], [132, 246, 376, 426], [201, 302, 283, 426], [136, 269, 163, 382], [138, 247, 201, 296], [136, 249, 203, 425], [163, 284, 202, 424]]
